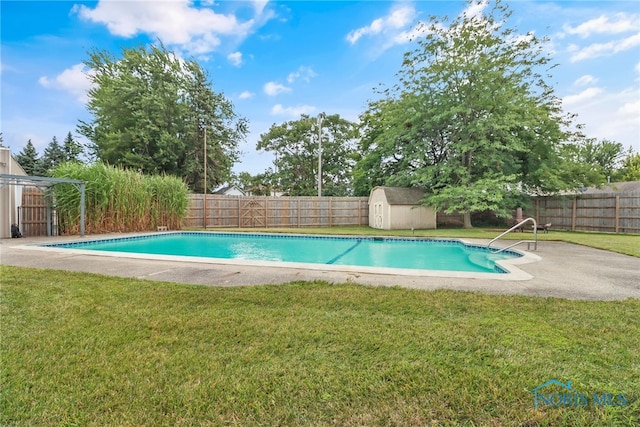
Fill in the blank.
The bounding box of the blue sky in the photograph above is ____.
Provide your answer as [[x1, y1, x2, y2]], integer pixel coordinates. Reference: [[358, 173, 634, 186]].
[[2, 0, 639, 176]]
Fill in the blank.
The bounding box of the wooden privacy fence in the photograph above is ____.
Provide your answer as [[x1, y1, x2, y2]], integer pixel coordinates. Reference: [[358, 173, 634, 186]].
[[531, 193, 640, 234], [184, 195, 369, 228], [17, 191, 639, 234]]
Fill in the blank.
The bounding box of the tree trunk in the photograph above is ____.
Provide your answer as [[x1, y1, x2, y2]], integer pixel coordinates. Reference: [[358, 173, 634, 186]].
[[463, 212, 473, 229]]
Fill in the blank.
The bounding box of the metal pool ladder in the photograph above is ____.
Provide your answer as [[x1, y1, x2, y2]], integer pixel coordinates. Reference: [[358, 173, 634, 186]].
[[487, 217, 538, 253]]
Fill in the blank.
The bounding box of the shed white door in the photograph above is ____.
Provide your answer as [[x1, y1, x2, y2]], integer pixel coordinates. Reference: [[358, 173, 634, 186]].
[[373, 202, 383, 229]]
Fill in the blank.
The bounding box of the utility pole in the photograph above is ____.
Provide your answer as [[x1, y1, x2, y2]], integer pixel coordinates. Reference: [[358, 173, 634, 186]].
[[317, 112, 325, 197]]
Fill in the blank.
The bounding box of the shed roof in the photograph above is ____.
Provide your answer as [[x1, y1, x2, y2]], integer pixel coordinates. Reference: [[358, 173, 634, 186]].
[[375, 186, 426, 205], [582, 180, 640, 194]]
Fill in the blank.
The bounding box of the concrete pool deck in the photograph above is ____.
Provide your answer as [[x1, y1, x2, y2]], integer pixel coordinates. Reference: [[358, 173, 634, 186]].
[[1, 233, 639, 301]]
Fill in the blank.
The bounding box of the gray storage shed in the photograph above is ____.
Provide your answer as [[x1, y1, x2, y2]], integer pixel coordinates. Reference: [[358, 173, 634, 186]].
[[368, 186, 436, 230]]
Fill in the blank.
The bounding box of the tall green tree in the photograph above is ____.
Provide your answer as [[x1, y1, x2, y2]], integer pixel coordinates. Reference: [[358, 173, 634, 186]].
[[356, 0, 584, 227], [62, 131, 84, 162], [257, 114, 358, 196], [15, 140, 41, 175], [40, 136, 66, 175], [78, 44, 247, 191]]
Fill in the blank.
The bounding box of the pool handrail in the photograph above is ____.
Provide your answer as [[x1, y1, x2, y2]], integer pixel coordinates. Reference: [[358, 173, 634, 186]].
[[488, 217, 538, 253]]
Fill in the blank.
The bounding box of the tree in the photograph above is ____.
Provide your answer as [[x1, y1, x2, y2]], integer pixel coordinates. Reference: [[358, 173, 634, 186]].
[[257, 114, 358, 196], [585, 139, 625, 180], [232, 171, 275, 196], [616, 150, 640, 182], [40, 136, 66, 175], [15, 140, 41, 175], [78, 43, 247, 191], [62, 131, 84, 162], [561, 138, 625, 184], [356, 0, 582, 228]]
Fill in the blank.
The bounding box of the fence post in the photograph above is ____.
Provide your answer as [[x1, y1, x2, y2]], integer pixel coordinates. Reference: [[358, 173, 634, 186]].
[[46, 192, 51, 237], [571, 197, 577, 231], [329, 197, 333, 227], [203, 193, 207, 229], [615, 195, 620, 233]]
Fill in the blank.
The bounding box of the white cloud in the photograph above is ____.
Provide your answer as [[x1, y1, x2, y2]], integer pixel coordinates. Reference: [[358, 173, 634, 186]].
[[562, 87, 604, 107], [347, 18, 384, 44], [619, 98, 639, 116], [574, 75, 598, 87], [252, 0, 269, 16], [461, 0, 489, 20], [563, 13, 639, 38], [38, 63, 93, 103], [570, 32, 640, 62], [593, 91, 639, 151], [73, 0, 260, 56], [287, 66, 316, 84], [0, 61, 23, 76], [346, 3, 415, 45], [392, 25, 425, 44], [238, 91, 254, 100], [270, 104, 315, 117], [227, 52, 243, 67], [563, 86, 640, 152], [263, 81, 291, 96]]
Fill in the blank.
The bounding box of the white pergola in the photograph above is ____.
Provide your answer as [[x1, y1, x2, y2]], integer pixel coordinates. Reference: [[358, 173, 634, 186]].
[[0, 174, 86, 237]]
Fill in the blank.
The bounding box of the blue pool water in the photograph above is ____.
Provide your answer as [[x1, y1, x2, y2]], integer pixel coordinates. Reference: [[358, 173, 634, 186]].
[[45, 232, 522, 274]]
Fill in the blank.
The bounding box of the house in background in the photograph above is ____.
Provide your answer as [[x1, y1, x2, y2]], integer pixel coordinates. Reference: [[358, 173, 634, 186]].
[[368, 186, 436, 230], [212, 185, 245, 196], [581, 180, 640, 194], [0, 147, 27, 238]]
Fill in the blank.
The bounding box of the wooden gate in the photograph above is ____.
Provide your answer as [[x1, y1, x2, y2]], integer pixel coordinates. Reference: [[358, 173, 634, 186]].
[[240, 198, 266, 227], [20, 187, 48, 236]]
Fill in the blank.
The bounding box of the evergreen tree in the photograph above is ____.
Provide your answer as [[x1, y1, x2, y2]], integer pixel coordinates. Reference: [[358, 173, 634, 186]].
[[62, 131, 84, 162], [40, 136, 66, 175], [15, 140, 41, 175]]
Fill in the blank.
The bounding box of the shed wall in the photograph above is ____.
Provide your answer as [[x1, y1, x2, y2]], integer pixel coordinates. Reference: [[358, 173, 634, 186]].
[[389, 205, 436, 230]]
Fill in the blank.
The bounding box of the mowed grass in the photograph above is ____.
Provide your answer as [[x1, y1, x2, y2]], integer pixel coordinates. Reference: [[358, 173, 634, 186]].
[[2, 266, 638, 426]]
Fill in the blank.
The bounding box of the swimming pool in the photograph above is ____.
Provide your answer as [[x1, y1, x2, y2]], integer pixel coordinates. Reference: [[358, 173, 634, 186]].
[[43, 232, 523, 275]]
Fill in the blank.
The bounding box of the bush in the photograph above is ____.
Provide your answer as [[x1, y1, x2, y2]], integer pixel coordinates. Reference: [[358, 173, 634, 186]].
[[52, 162, 189, 234]]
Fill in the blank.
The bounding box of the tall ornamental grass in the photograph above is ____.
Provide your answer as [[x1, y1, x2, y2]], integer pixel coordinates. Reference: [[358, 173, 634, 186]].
[[52, 162, 189, 234]]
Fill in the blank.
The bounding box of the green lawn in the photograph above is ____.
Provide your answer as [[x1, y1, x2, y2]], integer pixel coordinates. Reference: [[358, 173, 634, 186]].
[[2, 266, 638, 426]]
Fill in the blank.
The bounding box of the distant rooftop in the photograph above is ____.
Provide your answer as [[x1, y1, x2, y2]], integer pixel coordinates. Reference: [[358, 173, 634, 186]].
[[582, 181, 640, 194]]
